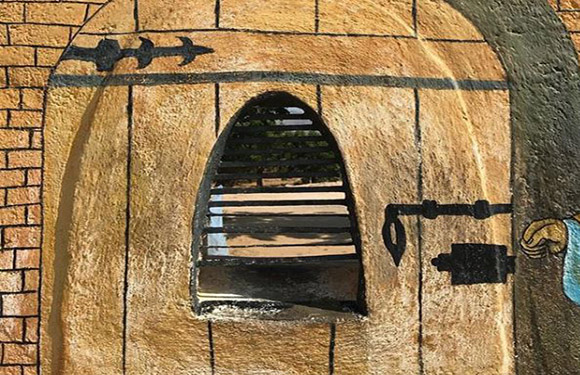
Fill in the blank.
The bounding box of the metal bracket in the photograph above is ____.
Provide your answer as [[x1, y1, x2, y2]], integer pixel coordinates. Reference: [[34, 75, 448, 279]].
[[61, 37, 214, 72], [431, 244, 515, 285], [382, 200, 512, 266]]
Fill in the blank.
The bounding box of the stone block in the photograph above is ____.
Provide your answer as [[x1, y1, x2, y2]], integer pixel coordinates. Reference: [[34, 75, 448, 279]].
[[0, 130, 30, 149], [9, 24, 70, 47], [2, 293, 38, 316], [27, 3, 87, 25], [220, 0, 315, 32], [4, 227, 41, 249], [7, 151, 42, 168]]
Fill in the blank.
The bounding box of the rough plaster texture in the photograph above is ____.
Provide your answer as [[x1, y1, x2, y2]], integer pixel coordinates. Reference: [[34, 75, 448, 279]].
[[0, 0, 579, 374]]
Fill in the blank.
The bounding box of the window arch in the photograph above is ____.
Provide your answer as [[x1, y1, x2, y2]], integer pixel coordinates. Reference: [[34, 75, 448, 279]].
[[193, 92, 365, 318]]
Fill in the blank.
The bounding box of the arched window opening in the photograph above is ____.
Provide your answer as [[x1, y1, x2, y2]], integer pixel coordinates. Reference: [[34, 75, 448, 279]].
[[194, 92, 365, 319]]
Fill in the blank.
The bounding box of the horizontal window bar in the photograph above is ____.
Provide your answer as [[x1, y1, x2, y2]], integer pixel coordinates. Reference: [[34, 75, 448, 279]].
[[219, 158, 339, 168], [208, 199, 347, 207], [214, 171, 340, 181], [210, 185, 345, 194], [204, 226, 352, 234]]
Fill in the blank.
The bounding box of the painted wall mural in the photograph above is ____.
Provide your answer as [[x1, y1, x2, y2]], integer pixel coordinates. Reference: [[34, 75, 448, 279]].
[[0, 0, 579, 374]]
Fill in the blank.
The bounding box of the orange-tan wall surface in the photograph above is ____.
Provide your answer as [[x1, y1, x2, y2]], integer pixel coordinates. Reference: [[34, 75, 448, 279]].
[[0, 1, 576, 375]]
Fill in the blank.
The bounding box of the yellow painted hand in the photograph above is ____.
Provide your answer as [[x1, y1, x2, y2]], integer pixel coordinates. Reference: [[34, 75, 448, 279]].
[[520, 218, 568, 259]]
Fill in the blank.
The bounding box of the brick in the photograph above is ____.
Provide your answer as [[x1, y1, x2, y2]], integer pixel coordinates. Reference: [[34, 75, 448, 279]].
[[7, 151, 42, 168], [0, 129, 30, 149], [0, 270, 23, 293], [27, 3, 88, 25], [4, 227, 41, 249], [36, 48, 64, 67], [0, 25, 8, 46], [0, 366, 20, 375], [9, 24, 70, 47], [0, 69, 6, 88], [26, 170, 41, 186], [6, 187, 41, 205], [9, 111, 42, 128], [23, 366, 37, 375], [23, 270, 38, 292], [24, 317, 38, 343], [3, 343, 37, 365], [0, 47, 35, 66], [7, 67, 51, 88], [2, 293, 38, 316], [0, 111, 7, 127], [561, 0, 580, 9], [0, 250, 14, 270], [20, 89, 43, 110], [26, 205, 41, 225], [0, 170, 26, 188], [0, 206, 26, 226], [30, 131, 41, 149], [0, 317, 23, 342], [0, 3, 24, 23], [0, 89, 20, 110], [15, 249, 39, 269]]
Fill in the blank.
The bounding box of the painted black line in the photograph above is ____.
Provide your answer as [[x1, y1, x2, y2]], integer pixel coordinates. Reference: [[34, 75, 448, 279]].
[[414, 88, 424, 375], [78, 27, 420, 39], [208, 321, 216, 375], [412, 0, 418, 37], [50, 71, 509, 91], [316, 84, 322, 115], [122, 85, 134, 374], [558, 0, 561, 11], [214, 83, 220, 137], [315, 0, 320, 33], [422, 37, 487, 43], [5, 24, 10, 46], [328, 323, 336, 375], [133, 0, 139, 32], [215, 0, 220, 29]]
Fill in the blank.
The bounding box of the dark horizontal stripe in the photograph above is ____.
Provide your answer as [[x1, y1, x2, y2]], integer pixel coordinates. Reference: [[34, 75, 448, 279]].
[[232, 125, 318, 133], [241, 114, 311, 121], [207, 213, 351, 218], [208, 198, 346, 207], [50, 71, 509, 91], [214, 171, 340, 181], [219, 158, 338, 168], [204, 226, 352, 234], [222, 146, 334, 156], [202, 241, 354, 248], [226, 135, 327, 144], [197, 253, 359, 266], [210, 185, 345, 194]]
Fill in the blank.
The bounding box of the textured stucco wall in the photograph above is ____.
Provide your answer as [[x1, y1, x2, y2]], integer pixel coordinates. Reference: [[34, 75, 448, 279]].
[[0, 0, 579, 374]]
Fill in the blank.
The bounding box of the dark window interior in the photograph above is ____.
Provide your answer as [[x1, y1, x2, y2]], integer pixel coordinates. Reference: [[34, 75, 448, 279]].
[[193, 92, 365, 319]]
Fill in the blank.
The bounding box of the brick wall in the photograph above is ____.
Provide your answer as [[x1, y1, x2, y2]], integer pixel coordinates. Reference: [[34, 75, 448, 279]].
[[0, 1, 105, 374]]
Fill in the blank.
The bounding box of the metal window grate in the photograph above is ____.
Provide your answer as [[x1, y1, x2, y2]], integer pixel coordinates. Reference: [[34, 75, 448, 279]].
[[200, 93, 361, 264]]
